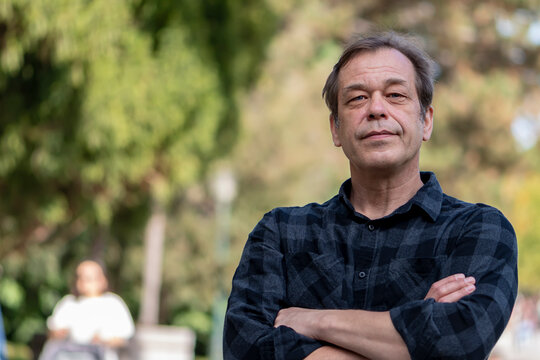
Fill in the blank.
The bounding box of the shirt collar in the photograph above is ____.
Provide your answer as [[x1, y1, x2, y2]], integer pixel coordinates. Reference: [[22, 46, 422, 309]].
[[338, 171, 443, 222], [409, 171, 443, 221]]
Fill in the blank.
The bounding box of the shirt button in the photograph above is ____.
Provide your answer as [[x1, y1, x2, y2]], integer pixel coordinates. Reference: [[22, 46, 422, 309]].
[[368, 224, 375, 231], [358, 271, 367, 279]]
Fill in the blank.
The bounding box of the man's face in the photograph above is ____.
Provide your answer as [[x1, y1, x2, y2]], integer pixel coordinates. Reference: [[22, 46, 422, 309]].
[[330, 47, 433, 175], [76, 261, 107, 297]]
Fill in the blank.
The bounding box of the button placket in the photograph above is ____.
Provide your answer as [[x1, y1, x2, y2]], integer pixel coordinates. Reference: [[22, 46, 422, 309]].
[[359, 224, 375, 283]]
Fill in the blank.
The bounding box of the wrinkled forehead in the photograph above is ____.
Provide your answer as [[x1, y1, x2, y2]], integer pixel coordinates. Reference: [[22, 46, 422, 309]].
[[338, 48, 416, 87]]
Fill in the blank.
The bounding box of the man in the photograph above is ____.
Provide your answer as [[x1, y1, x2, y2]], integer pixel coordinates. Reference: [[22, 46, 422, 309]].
[[224, 32, 518, 360]]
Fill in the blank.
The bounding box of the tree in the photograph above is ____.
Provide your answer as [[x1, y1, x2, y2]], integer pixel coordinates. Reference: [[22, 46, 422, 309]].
[[0, 0, 278, 352], [131, 0, 279, 325], [3, 0, 540, 356], [0, 0, 226, 254]]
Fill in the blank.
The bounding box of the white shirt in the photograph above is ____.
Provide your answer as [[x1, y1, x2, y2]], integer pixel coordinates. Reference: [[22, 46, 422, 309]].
[[47, 292, 135, 359]]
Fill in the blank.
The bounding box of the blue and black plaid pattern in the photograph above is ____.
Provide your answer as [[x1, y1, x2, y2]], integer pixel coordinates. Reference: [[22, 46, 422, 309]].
[[224, 172, 518, 360]]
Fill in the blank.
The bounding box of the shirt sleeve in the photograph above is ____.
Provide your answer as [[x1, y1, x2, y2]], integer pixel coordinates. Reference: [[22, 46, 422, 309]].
[[98, 293, 135, 340], [47, 295, 76, 331], [390, 206, 518, 360], [224, 210, 324, 360]]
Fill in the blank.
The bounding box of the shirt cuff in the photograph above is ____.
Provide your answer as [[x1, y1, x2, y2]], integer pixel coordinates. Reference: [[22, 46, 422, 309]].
[[262, 325, 324, 360], [390, 299, 440, 360]]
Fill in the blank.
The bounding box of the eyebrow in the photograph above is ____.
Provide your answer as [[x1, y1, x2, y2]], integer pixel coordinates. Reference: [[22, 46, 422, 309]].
[[342, 78, 409, 95]]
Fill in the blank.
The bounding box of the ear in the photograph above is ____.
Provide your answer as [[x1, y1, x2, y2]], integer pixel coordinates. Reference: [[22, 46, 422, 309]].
[[330, 114, 342, 147], [422, 106, 434, 141]]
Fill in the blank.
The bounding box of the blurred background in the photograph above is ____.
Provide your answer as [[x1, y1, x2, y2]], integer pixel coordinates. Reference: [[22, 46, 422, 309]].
[[1, 0, 540, 359]]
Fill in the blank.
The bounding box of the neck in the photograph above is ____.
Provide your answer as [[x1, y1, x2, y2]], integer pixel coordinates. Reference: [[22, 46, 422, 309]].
[[349, 166, 423, 220]]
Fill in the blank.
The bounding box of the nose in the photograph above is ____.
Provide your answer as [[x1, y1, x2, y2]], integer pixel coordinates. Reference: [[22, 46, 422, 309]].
[[368, 93, 387, 120]]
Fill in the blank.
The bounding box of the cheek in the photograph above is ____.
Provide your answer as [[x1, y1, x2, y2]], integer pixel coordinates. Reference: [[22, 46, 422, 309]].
[[410, 121, 426, 145], [388, 108, 410, 123], [391, 109, 424, 136]]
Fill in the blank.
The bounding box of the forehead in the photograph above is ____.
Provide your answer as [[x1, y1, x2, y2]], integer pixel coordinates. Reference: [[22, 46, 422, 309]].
[[77, 261, 103, 277], [338, 48, 416, 90]]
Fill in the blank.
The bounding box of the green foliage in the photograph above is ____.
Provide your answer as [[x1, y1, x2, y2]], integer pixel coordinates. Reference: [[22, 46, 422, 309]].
[[0, 0, 278, 354], [173, 308, 213, 356], [2, 0, 540, 357], [424, 67, 522, 183], [133, 0, 279, 152], [504, 174, 540, 291], [173, 310, 212, 339], [0, 277, 24, 310]]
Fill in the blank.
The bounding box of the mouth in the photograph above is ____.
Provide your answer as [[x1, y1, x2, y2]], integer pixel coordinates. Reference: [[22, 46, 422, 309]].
[[362, 130, 396, 139]]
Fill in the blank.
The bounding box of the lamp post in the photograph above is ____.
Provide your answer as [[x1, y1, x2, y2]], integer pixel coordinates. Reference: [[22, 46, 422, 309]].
[[209, 168, 237, 360]]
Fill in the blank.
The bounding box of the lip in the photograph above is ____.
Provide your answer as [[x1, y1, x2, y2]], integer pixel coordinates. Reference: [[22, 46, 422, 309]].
[[362, 130, 396, 139]]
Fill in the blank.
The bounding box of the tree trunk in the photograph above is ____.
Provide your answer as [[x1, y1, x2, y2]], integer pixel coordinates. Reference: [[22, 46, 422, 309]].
[[139, 199, 167, 325]]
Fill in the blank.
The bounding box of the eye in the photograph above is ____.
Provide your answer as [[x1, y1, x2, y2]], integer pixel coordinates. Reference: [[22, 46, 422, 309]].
[[348, 95, 367, 103], [387, 93, 409, 103]]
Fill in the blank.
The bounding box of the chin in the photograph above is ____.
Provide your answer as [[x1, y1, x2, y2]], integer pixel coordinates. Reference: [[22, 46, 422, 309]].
[[364, 157, 400, 169]]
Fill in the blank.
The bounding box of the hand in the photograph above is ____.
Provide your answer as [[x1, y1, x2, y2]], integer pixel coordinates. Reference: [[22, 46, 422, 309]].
[[49, 328, 69, 339], [104, 337, 128, 348], [306, 346, 369, 360], [276, 308, 407, 360], [274, 307, 321, 340], [92, 335, 127, 348], [424, 273, 476, 303], [275, 309, 370, 359]]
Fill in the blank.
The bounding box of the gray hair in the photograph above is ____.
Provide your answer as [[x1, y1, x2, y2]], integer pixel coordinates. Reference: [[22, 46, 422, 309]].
[[322, 31, 436, 124]]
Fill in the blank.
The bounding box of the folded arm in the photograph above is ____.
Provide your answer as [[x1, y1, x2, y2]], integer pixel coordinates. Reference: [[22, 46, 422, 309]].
[[307, 346, 369, 360], [225, 208, 517, 360], [276, 208, 517, 360], [276, 274, 476, 360], [391, 208, 517, 359], [224, 211, 324, 360]]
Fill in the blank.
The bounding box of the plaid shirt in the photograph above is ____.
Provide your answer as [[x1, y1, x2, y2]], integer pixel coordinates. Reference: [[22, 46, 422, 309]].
[[224, 172, 518, 360]]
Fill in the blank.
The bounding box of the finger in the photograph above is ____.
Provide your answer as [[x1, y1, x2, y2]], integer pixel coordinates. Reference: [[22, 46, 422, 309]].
[[438, 283, 476, 303], [434, 276, 475, 299], [425, 275, 476, 301], [274, 307, 296, 327], [433, 273, 466, 287], [274, 310, 285, 327], [424, 274, 465, 300], [427, 276, 475, 301], [439, 276, 476, 295]]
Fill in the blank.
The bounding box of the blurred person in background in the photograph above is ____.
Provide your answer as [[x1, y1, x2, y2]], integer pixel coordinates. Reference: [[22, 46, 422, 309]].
[[0, 303, 6, 360], [224, 31, 518, 359], [513, 294, 538, 348], [39, 260, 134, 360]]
